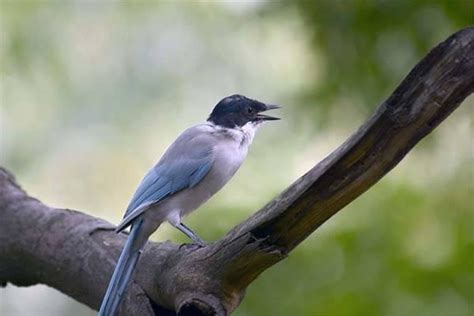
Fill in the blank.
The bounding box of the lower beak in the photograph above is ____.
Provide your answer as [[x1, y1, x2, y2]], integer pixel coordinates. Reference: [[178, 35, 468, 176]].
[[256, 114, 280, 121]]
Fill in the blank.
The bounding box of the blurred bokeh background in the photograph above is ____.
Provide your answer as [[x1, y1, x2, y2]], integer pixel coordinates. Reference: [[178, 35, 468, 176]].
[[1, 1, 473, 315]]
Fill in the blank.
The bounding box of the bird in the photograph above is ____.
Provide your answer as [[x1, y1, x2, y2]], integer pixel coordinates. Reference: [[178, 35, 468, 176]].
[[98, 94, 280, 315]]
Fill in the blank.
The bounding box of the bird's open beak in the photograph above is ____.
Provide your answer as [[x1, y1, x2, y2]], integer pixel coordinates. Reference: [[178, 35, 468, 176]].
[[256, 104, 281, 121]]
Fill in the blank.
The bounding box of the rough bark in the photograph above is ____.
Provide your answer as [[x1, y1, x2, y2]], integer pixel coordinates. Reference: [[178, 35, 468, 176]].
[[1, 27, 473, 315]]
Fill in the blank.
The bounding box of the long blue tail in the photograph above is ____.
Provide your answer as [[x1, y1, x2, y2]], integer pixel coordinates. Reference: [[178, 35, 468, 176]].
[[99, 219, 144, 316]]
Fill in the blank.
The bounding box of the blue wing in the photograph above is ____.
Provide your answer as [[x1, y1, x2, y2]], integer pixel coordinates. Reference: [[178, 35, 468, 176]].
[[126, 157, 212, 214], [115, 126, 214, 232]]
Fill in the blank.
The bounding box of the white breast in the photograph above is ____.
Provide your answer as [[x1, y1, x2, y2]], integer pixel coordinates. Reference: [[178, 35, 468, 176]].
[[210, 121, 259, 185], [212, 135, 248, 183]]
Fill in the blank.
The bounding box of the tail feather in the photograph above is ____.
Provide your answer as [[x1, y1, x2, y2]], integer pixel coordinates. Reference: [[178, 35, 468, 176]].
[[99, 219, 144, 316]]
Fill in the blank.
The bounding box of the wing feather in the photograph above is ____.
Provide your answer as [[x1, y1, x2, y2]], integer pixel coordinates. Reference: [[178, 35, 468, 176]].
[[115, 125, 215, 232]]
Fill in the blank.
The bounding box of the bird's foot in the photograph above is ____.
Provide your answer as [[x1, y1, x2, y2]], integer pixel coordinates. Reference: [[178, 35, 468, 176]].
[[179, 242, 207, 251]]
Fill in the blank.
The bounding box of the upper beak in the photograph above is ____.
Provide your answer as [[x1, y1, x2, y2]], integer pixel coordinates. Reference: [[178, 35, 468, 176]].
[[257, 104, 281, 121]]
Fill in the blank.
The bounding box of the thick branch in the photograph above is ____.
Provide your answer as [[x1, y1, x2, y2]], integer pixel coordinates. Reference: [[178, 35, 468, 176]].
[[1, 28, 473, 315]]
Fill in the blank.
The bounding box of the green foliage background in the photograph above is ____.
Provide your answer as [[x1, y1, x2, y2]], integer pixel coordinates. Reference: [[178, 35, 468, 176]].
[[1, 1, 473, 315]]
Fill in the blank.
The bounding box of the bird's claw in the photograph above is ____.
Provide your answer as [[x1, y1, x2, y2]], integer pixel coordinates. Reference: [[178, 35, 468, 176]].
[[179, 242, 207, 251]]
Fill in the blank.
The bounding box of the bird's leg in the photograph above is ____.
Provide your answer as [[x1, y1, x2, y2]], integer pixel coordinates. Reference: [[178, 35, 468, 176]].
[[176, 222, 207, 246]]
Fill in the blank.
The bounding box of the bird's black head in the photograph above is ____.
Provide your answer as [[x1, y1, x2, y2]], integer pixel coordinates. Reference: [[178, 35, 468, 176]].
[[207, 94, 280, 128]]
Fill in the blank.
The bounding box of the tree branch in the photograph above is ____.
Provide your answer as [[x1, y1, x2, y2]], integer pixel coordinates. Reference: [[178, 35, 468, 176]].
[[1, 27, 473, 315]]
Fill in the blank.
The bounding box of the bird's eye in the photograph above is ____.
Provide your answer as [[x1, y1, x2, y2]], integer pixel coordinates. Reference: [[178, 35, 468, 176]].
[[247, 107, 253, 114]]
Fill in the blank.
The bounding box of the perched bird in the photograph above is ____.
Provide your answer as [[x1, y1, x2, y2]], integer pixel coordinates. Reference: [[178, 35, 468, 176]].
[[98, 94, 280, 315]]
